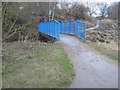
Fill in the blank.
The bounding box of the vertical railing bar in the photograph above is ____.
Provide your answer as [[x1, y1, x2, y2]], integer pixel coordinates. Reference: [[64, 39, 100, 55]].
[[58, 23, 60, 40], [64, 22, 65, 33], [73, 22, 75, 35], [84, 23, 86, 40], [70, 22, 71, 34], [55, 22, 56, 38], [66, 22, 67, 34]]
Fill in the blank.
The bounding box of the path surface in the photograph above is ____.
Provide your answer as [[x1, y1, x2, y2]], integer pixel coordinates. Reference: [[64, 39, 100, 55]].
[[86, 20, 100, 31], [60, 34, 118, 88]]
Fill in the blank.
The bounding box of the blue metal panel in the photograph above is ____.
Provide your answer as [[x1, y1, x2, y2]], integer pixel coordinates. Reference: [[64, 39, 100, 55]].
[[38, 20, 60, 40], [60, 20, 86, 40], [65, 22, 67, 34], [84, 23, 86, 40], [60, 22, 62, 33], [63, 22, 65, 33], [69, 22, 71, 34], [62, 22, 64, 33], [74, 22, 77, 36], [62, 22, 63, 33], [76, 21, 78, 36], [38, 19, 86, 41], [58, 22, 60, 40]]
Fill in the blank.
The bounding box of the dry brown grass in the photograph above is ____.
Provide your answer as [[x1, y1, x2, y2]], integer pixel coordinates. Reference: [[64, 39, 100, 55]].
[[2, 41, 74, 88]]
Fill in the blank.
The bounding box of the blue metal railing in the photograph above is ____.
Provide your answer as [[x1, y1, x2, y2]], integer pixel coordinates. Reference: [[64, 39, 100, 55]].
[[60, 20, 86, 40], [38, 20, 86, 40], [38, 20, 60, 40]]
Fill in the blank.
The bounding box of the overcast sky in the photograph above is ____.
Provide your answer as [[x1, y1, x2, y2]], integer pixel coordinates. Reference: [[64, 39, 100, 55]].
[[59, 0, 119, 4], [58, 0, 119, 17]]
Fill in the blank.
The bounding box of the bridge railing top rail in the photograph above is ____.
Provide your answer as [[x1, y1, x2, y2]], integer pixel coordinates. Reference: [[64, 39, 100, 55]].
[[38, 19, 60, 24], [60, 20, 86, 24]]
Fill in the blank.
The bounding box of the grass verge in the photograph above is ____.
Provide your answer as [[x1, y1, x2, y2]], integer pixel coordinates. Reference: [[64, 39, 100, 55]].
[[81, 40, 118, 61], [2, 41, 74, 88]]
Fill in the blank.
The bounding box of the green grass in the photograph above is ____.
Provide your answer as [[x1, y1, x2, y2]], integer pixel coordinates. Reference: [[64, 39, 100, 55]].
[[2, 59, 31, 74], [85, 30, 118, 61], [32, 48, 47, 57], [11, 55, 20, 61], [84, 41, 118, 60], [53, 49, 73, 87], [2, 43, 74, 88], [2, 54, 21, 74]]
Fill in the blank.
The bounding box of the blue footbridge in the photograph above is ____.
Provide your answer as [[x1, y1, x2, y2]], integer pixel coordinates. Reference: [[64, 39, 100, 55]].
[[38, 19, 86, 41]]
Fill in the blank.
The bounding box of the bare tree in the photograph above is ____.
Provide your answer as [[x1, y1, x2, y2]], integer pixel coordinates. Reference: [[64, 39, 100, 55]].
[[107, 2, 118, 20], [86, 2, 97, 16], [97, 2, 108, 19], [49, 2, 58, 20], [2, 2, 49, 42], [71, 3, 89, 20]]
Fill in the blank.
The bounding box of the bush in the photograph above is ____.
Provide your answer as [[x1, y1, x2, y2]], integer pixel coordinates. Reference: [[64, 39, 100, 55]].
[[2, 2, 49, 42], [85, 15, 94, 23]]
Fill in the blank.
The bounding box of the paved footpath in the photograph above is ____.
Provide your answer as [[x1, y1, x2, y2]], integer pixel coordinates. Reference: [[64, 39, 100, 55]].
[[60, 34, 118, 88]]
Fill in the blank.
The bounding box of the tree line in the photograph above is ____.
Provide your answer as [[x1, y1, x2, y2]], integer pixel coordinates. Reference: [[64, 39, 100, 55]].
[[2, 2, 118, 42]]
